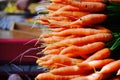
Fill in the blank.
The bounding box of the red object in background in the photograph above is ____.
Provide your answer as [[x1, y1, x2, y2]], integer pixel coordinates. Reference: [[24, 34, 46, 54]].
[[0, 38, 43, 64]]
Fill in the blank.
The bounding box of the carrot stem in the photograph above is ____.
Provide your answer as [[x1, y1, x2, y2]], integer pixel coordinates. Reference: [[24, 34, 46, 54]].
[[110, 37, 120, 51]]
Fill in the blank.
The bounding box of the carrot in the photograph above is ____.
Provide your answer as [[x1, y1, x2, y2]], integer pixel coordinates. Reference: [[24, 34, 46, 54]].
[[84, 48, 111, 62], [50, 28, 66, 32], [100, 60, 120, 74], [41, 28, 111, 38], [55, 0, 106, 12], [84, 37, 120, 62], [117, 69, 120, 75], [80, 0, 120, 3], [46, 2, 65, 11], [79, 0, 105, 2], [50, 59, 114, 75], [35, 73, 80, 80], [44, 33, 113, 50], [50, 0, 64, 3], [43, 47, 64, 55], [39, 15, 70, 21], [37, 19, 50, 25], [41, 35, 76, 43], [71, 72, 112, 80], [42, 36, 65, 43], [37, 55, 83, 68], [36, 55, 53, 62], [49, 11, 89, 20], [56, 5, 80, 12], [60, 42, 105, 58], [94, 25, 111, 33], [67, 14, 107, 27]]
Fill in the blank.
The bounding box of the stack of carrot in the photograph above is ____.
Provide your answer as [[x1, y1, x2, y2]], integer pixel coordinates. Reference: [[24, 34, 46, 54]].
[[35, 0, 120, 80]]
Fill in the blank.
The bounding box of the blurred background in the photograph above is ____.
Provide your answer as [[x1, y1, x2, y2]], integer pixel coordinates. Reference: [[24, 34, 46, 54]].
[[0, 0, 50, 80]]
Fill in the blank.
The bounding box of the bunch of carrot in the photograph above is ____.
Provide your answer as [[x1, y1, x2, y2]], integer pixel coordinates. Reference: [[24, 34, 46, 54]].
[[35, 0, 120, 80]]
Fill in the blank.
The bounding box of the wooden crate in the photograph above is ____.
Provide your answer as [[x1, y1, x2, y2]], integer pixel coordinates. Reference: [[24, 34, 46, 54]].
[[10, 22, 42, 38]]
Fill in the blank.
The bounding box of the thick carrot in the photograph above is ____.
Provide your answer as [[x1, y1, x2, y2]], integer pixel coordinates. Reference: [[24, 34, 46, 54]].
[[60, 42, 105, 58], [94, 25, 111, 33], [41, 28, 111, 38], [49, 11, 89, 19], [84, 48, 111, 62], [71, 72, 111, 80], [50, 59, 114, 75], [68, 14, 107, 27], [35, 73, 80, 80], [44, 33, 113, 50], [56, 0, 106, 12], [100, 60, 120, 74], [42, 35, 76, 43], [37, 55, 83, 68], [80, 0, 120, 3]]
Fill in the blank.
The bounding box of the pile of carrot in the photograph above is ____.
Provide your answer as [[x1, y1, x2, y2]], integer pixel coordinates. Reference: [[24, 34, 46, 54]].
[[35, 0, 120, 80]]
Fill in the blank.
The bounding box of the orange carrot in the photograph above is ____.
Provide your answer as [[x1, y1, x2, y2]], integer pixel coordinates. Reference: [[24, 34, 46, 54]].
[[50, 28, 66, 32], [49, 11, 89, 20], [100, 60, 120, 74], [60, 42, 105, 58], [42, 35, 76, 43], [42, 36, 65, 43], [94, 25, 111, 33], [80, 0, 120, 3], [56, 5, 80, 11], [50, 59, 114, 75], [41, 28, 111, 38], [54, 0, 106, 12], [35, 73, 80, 80], [84, 48, 111, 62], [71, 72, 111, 80], [44, 33, 113, 50], [46, 2, 65, 11], [37, 55, 83, 68], [117, 69, 120, 75], [39, 15, 70, 21], [67, 14, 107, 27], [43, 48, 64, 55]]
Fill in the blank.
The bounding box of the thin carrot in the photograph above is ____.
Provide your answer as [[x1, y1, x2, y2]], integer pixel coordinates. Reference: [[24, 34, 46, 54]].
[[50, 59, 114, 75], [50, 28, 66, 32], [43, 47, 64, 55], [46, 2, 65, 11], [42, 36, 65, 43], [100, 60, 120, 74], [117, 69, 120, 75], [44, 33, 113, 50], [35, 72, 80, 80], [84, 48, 111, 62], [41, 28, 111, 38], [39, 15, 70, 21], [60, 42, 105, 58]]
